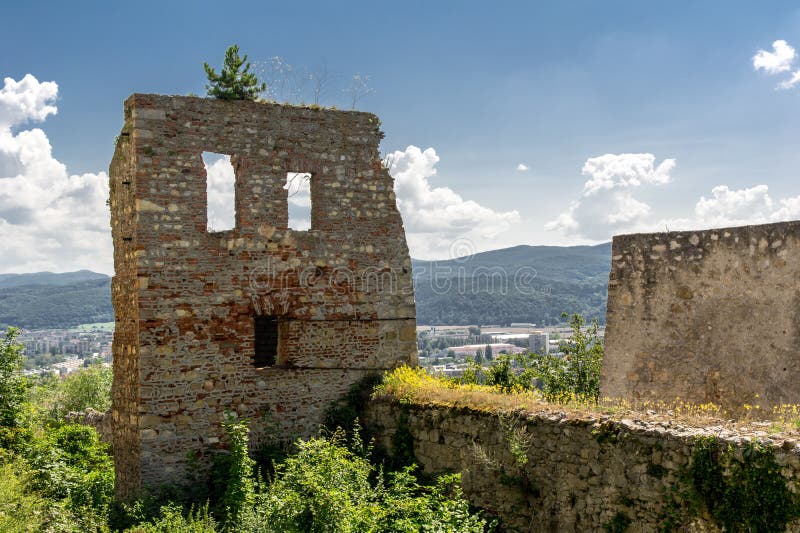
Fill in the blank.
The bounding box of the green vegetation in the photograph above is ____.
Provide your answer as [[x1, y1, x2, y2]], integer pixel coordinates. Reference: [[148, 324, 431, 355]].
[[456, 313, 603, 403], [0, 326, 491, 532], [204, 45, 266, 101], [662, 436, 800, 532]]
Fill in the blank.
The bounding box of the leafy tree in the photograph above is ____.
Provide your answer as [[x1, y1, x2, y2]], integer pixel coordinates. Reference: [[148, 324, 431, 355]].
[[557, 312, 603, 402], [0, 328, 28, 428], [204, 45, 266, 101], [485, 344, 493, 361], [47, 364, 112, 420]]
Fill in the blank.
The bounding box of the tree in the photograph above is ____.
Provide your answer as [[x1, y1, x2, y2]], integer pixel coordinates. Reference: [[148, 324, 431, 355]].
[[558, 312, 603, 402], [0, 328, 28, 428], [485, 344, 493, 361], [47, 364, 112, 420], [204, 45, 266, 101]]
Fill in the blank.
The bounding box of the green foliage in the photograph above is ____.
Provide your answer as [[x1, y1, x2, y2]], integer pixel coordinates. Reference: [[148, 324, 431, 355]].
[[45, 364, 112, 420], [547, 313, 603, 402], [219, 414, 255, 526], [454, 313, 603, 403], [239, 429, 490, 532], [204, 45, 265, 101], [0, 460, 48, 532], [663, 436, 800, 532], [0, 328, 28, 428], [123, 503, 216, 533], [27, 423, 114, 515]]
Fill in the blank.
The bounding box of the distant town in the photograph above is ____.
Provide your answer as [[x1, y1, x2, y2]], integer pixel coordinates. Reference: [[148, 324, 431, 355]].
[[14, 320, 602, 380], [16, 322, 113, 376], [417, 322, 605, 377]]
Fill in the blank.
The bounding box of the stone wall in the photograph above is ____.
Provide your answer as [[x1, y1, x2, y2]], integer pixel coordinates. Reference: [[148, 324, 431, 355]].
[[602, 221, 800, 411], [364, 398, 800, 532], [109, 95, 416, 499]]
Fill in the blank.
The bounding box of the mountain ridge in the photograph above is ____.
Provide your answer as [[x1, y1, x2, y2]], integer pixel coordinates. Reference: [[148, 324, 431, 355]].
[[0, 242, 612, 329]]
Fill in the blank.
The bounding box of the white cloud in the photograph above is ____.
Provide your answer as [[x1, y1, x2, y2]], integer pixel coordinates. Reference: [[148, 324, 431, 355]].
[[581, 153, 675, 195], [203, 153, 235, 232], [547, 151, 800, 240], [387, 145, 521, 258], [0, 74, 58, 128], [546, 153, 674, 240], [753, 40, 796, 75], [516, 163, 529, 171], [693, 185, 774, 226], [778, 70, 800, 90], [0, 75, 111, 274]]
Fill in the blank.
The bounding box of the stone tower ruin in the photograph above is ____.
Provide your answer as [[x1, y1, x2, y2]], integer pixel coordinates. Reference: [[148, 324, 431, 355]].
[[109, 94, 417, 500]]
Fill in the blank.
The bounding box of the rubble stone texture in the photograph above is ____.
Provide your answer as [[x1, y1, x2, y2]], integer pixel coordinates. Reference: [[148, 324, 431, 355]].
[[603, 221, 800, 410], [365, 399, 800, 532], [109, 94, 417, 500]]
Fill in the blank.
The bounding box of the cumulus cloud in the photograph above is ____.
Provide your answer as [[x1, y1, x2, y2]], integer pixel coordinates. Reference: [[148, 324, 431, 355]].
[[516, 163, 529, 171], [0, 74, 58, 128], [753, 39, 800, 89], [581, 153, 675, 195], [546, 153, 675, 240], [387, 145, 521, 258], [0, 75, 111, 274], [753, 40, 796, 74], [203, 153, 235, 232], [547, 152, 800, 240]]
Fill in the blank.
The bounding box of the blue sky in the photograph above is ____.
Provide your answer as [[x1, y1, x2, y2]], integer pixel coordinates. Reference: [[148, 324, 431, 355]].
[[3, 1, 800, 273]]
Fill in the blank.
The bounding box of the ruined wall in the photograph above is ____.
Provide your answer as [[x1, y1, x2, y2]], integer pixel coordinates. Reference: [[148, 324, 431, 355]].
[[602, 222, 800, 411], [365, 398, 800, 532], [109, 95, 416, 499]]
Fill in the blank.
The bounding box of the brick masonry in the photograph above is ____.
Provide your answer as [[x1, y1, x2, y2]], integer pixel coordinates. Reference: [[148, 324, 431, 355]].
[[602, 221, 800, 411], [109, 95, 417, 500]]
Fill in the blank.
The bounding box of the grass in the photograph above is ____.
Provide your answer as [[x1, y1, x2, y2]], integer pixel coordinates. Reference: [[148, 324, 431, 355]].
[[374, 366, 800, 438]]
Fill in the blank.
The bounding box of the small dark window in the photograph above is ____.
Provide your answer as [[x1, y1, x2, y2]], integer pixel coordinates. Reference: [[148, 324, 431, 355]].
[[254, 316, 279, 367]]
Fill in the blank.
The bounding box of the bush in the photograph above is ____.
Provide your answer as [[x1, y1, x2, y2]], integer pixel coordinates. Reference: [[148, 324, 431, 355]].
[[0, 460, 48, 533], [0, 328, 29, 429], [46, 364, 112, 421], [27, 423, 114, 516], [239, 429, 490, 532], [123, 503, 216, 533]]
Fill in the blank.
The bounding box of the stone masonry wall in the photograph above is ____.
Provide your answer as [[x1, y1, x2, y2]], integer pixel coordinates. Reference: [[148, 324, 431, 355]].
[[109, 95, 416, 499], [365, 398, 800, 532], [602, 221, 800, 411]]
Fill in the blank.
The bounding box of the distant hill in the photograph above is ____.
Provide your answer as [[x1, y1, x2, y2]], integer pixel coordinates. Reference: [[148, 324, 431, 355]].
[[0, 271, 113, 329], [0, 243, 612, 330], [412, 243, 611, 326]]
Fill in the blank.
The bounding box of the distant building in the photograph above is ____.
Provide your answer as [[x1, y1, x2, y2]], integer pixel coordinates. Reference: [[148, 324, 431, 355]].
[[510, 322, 535, 328], [529, 332, 549, 354]]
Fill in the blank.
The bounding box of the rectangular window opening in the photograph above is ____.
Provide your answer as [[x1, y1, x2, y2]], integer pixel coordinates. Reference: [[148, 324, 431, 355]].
[[284, 172, 312, 231], [203, 151, 235, 232], [253, 315, 279, 367]]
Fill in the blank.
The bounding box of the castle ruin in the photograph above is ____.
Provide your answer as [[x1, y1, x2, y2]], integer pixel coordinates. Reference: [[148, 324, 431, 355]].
[[602, 221, 800, 410], [109, 94, 417, 499]]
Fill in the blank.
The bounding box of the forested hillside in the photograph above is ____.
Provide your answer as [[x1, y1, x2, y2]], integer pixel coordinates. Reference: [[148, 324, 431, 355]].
[[0, 243, 611, 329], [0, 272, 113, 329], [412, 243, 611, 325]]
